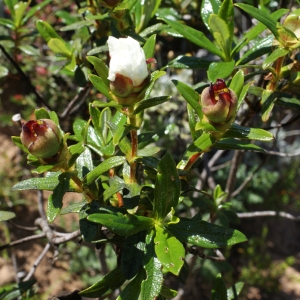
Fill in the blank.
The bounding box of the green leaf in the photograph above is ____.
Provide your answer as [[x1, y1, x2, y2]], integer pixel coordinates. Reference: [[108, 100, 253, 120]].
[[89, 74, 114, 101], [60, 19, 95, 31], [86, 56, 109, 87], [84, 156, 126, 186], [177, 132, 216, 170], [154, 225, 185, 275], [153, 152, 180, 220], [103, 180, 125, 201], [172, 79, 202, 118], [160, 286, 178, 299], [121, 231, 146, 279], [13, 1, 29, 28], [4, 0, 18, 18], [237, 82, 251, 110], [0, 211, 16, 222], [36, 20, 63, 43], [212, 273, 227, 300], [133, 96, 171, 115], [213, 138, 264, 152], [262, 48, 290, 70], [143, 34, 156, 59], [47, 38, 72, 57], [229, 69, 244, 99], [137, 146, 161, 157], [0, 17, 15, 29], [79, 267, 126, 297], [117, 270, 145, 300], [87, 213, 155, 236], [141, 230, 163, 300], [218, 0, 234, 37], [237, 35, 273, 65], [161, 17, 225, 59], [12, 175, 75, 191], [0, 66, 9, 78], [235, 3, 279, 39], [22, 0, 52, 25], [47, 172, 72, 223], [201, 0, 222, 31], [261, 89, 278, 122], [227, 282, 244, 300], [167, 219, 247, 248], [207, 60, 235, 82], [114, 0, 139, 11], [223, 123, 274, 141], [209, 14, 231, 60], [166, 55, 211, 70], [75, 146, 94, 180]]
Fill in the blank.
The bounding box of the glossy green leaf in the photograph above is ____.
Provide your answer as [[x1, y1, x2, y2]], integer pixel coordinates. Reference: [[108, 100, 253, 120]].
[[143, 34, 156, 59], [235, 3, 279, 39], [209, 14, 231, 60], [117, 270, 145, 300], [22, 0, 52, 25], [87, 213, 155, 236], [103, 180, 125, 201], [48, 38, 72, 57], [0, 17, 15, 29], [86, 56, 109, 87], [13, 1, 29, 28], [160, 286, 178, 299], [12, 174, 75, 191], [92, 100, 121, 109], [172, 79, 202, 118], [137, 146, 161, 157], [84, 156, 126, 185], [141, 230, 163, 300], [227, 282, 244, 299], [223, 123, 274, 141], [18, 44, 40, 56], [133, 96, 171, 115], [153, 152, 180, 220], [229, 69, 244, 99], [47, 172, 72, 223], [121, 231, 146, 279], [79, 267, 125, 297], [232, 9, 288, 56], [207, 60, 235, 82], [0, 211, 16, 222], [88, 105, 104, 145], [60, 201, 86, 215], [201, 0, 221, 31], [60, 19, 95, 31], [237, 82, 251, 110], [262, 48, 290, 70], [166, 55, 211, 70], [100, 107, 112, 144], [218, 0, 234, 37], [177, 132, 216, 170], [261, 89, 277, 122], [89, 74, 114, 101], [167, 219, 247, 248], [4, 0, 18, 17], [154, 225, 185, 275], [237, 35, 273, 65], [213, 138, 264, 152], [34, 107, 50, 119], [161, 17, 224, 59], [144, 70, 166, 100], [114, 0, 139, 11], [36, 20, 63, 43], [212, 273, 227, 300]]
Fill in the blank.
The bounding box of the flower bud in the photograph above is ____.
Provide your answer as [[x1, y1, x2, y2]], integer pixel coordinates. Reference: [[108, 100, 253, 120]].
[[200, 79, 238, 124], [20, 119, 62, 159], [107, 36, 150, 106]]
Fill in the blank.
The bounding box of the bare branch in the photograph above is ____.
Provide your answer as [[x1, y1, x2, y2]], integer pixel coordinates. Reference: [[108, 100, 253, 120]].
[[8, 221, 38, 231], [23, 243, 51, 281], [237, 211, 300, 221], [52, 230, 81, 244], [0, 233, 46, 251], [263, 149, 300, 157]]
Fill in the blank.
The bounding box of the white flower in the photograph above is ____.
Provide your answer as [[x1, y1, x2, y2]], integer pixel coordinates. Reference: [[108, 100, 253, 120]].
[[107, 36, 148, 86]]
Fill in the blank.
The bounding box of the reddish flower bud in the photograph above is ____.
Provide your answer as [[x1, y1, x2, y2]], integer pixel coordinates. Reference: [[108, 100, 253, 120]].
[[20, 119, 62, 159], [201, 79, 238, 124]]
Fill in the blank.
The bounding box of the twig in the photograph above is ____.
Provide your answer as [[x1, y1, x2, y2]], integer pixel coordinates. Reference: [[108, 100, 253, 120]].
[[8, 221, 38, 231], [263, 149, 300, 157], [52, 230, 81, 244], [0, 233, 46, 251], [0, 44, 51, 110], [187, 246, 225, 261], [23, 243, 51, 281], [237, 210, 300, 221], [225, 151, 244, 201], [37, 190, 47, 220], [59, 84, 92, 119]]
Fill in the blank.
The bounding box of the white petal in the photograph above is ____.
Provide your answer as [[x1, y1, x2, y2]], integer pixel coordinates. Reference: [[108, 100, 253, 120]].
[[107, 36, 148, 86]]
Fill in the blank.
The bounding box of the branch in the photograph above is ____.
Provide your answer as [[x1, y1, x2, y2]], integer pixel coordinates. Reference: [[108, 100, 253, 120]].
[[186, 246, 225, 261], [263, 149, 300, 157], [23, 243, 51, 281], [0, 233, 46, 251], [0, 44, 51, 110], [237, 210, 300, 221], [52, 230, 81, 244]]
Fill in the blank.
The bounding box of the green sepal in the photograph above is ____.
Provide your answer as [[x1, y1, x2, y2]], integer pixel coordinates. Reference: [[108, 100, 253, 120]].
[[87, 212, 155, 236], [167, 219, 247, 248], [79, 267, 126, 297]]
